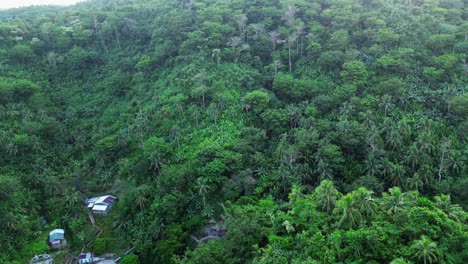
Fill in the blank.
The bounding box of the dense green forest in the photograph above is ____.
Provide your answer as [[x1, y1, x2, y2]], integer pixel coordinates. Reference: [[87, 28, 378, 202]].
[[0, 0, 467, 263]]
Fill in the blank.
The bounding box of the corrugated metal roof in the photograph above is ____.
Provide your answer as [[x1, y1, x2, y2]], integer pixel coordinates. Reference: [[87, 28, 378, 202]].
[[92, 204, 108, 211], [86, 195, 116, 206], [95, 195, 116, 204], [49, 229, 65, 242], [50, 229, 64, 235]]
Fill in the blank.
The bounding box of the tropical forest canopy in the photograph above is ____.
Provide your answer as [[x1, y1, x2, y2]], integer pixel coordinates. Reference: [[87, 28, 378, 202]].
[[0, 0, 466, 263]]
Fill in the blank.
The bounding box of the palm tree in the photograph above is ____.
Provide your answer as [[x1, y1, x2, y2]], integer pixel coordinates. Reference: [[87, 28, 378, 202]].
[[434, 194, 465, 222], [447, 149, 463, 175], [63, 187, 81, 212], [240, 98, 251, 112], [3, 211, 21, 232], [417, 132, 436, 155], [406, 173, 423, 192], [316, 159, 334, 181], [391, 163, 406, 187], [195, 177, 209, 207], [380, 157, 395, 179], [135, 192, 149, 210], [397, 119, 412, 142], [334, 194, 362, 228], [201, 204, 214, 218], [390, 258, 413, 264], [379, 94, 395, 117], [352, 187, 377, 220], [411, 235, 438, 264], [359, 110, 375, 127], [386, 128, 402, 149], [339, 102, 354, 120], [365, 153, 382, 177], [149, 153, 164, 174], [6, 142, 18, 156], [381, 187, 409, 215], [408, 144, 424, 169], [286, 105, 301, 128], [314, 179, 340, 215], [418, 164, 434, 185]]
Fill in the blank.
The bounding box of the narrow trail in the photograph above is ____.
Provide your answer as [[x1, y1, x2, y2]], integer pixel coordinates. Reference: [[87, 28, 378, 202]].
[[64, 252, 75, 264], [81, 212, 103, 253], [114, 247, 136, 262], [78, 210, 132, 263]]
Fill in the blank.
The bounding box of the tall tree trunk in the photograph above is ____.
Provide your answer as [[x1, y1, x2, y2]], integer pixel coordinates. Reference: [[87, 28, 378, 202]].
[[438, 151, 445, 183], [115, 29, 121, 50]]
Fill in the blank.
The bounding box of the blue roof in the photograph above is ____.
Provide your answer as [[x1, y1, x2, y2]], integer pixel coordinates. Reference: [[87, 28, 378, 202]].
[[49, 229, 64, 242]]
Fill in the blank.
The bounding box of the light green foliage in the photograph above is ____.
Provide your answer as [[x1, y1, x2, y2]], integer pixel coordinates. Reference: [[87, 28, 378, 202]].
[[8, 44, 34, 63], [314, 179, 340, 215], [135, 55, 152, 74], [411, 236, 438, 264], [340, 60, 368, 85], [449, 93, 468, 118], [0, 78, 39, 103], [243, 90, 270, 113], [0, 0, 466, 263], [120, 254, 140, 264]]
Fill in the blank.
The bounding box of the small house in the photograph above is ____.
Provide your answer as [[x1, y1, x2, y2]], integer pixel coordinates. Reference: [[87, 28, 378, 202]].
[[85, 195, 117, 215], [48, 229, 66, 249], [78, 252, 94, 264], [30, 254, 53, 264]]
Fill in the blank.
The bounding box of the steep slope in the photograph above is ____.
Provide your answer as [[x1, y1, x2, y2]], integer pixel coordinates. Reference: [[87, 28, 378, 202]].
[[0, 0, 466, 263]]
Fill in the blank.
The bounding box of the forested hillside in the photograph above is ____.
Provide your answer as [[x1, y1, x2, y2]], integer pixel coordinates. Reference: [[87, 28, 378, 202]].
[[0, 0, 466, 263]]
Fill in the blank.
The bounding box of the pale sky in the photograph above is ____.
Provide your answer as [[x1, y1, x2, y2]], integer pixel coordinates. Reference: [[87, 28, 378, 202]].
[[0, 0, 86, 9]]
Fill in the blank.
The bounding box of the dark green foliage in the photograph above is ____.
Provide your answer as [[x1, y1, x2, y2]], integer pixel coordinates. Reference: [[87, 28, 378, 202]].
[[120, 254, 140, 264], [0, 0, 466, 263]]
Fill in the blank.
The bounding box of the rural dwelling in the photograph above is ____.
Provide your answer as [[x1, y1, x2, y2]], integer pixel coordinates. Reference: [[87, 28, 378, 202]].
[[48, 229, 66, 249], [30, 254, 53, 264], [85, 195, 117, 215], [78, 252, 94, 264]]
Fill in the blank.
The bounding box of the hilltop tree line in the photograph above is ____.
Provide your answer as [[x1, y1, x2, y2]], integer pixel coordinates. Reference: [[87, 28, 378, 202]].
[[0, 0, 466, 263]]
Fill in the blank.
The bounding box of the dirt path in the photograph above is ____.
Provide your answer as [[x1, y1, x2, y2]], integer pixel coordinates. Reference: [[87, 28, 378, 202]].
[[79, 212, 133, 263], [81, 212, 103, 253]]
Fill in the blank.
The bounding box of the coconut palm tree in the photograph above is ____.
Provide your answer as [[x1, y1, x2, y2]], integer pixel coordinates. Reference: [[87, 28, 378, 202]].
[[386, 128, 403, 149], [379, 94, 395, 117], [359, 110, 375, 127], [352, 187, 377, 220], [316, 159, 334, 181], [314, 179, 340, 215], [63, 187, 82, 212], [334, 194, 362, 228], [416, 132, 436, 156], [434, 194, 465, 222], [380, 157, 395, 179], [195, 177, 209, 207], [411, 235, 438, 264], [390, 258, 413, 264], [135, 192, 149, 210], [381, 187, 409, 215], [365, 153, 382, 177], [391, 163, 406, 187], [406, 173, 423, 192], [447, 149, 464, 175]]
